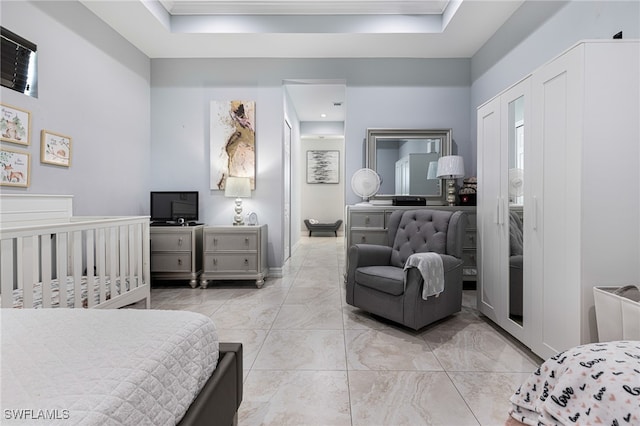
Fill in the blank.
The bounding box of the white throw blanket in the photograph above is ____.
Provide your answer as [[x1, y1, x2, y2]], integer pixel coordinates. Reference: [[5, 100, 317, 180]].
[[404, 252, 444, 299]]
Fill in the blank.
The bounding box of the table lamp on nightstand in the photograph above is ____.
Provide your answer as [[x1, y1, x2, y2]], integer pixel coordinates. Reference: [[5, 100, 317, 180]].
[[436, 155, 465, 206], [224, 176, 251, 226]]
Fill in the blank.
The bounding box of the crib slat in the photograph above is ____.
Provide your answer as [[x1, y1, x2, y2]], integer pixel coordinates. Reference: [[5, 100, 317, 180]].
[[97, 228, 106, 304], [1, 239, 14, 308], [57, 233, 68, 308], [20, 236, 37, 309], [128, 224, 135, 290], [86, 230, 95, 308], [118, 225, 127, 296], [72, 230, 83, 308], [108, 226, 117, 301], [41, 235, 52, 308]]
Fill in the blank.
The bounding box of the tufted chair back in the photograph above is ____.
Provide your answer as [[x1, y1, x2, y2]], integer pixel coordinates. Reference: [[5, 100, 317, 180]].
[[387, 209, 466, 268]]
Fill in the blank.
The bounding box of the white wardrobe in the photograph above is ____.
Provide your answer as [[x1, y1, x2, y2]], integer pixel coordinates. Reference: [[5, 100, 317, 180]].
[[477, 40, 639, 360]]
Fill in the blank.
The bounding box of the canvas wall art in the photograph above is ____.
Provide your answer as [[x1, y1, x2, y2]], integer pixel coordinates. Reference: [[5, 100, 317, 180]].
[[307, 150, 339, 184], [210, 100, 255, 190]]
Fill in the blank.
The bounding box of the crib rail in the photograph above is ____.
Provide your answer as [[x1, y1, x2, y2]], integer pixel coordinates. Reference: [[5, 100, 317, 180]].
[[0, 216, 150, 309]]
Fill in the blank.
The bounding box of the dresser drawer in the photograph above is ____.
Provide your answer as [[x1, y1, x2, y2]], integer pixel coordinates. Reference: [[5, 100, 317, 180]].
[[151, 233, 192, 251], [204, 233, 257, 251], [462, 249, 477, 267], [463, 231, 477, 248], [204, 253, 258, 272], [350, 230, 388, 246], [350, 212, 385, 228], [151, 253, 193, 272]]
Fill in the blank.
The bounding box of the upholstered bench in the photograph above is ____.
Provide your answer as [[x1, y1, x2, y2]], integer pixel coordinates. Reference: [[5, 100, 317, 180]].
[[304, 219, 343, 237]]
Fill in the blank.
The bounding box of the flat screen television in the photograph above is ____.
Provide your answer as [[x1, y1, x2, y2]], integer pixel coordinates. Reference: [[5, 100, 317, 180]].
[[150, 191, 199, 223]]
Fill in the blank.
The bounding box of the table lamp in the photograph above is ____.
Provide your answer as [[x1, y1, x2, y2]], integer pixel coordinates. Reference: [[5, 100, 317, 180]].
[[224, 176, 251, 226], [436, 155, 465, 206]]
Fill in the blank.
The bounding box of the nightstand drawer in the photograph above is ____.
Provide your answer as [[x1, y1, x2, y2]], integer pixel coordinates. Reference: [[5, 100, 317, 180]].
[[204, 233, 257, 251], [151, 233, 192, 251], [151, 253, 193, 272], [204, 253, 258, 272], [350, 212, 385, 228]]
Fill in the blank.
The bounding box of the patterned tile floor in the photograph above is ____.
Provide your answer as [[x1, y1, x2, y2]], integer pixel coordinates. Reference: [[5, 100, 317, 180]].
[[147, 236, 542, 426]]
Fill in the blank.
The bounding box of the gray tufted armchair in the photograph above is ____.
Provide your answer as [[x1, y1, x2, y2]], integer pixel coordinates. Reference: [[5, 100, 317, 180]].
[[346, 209, 467, 330]]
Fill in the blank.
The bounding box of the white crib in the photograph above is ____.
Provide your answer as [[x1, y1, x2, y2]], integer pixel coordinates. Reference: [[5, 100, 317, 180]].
[[0, 194, 150, 309]]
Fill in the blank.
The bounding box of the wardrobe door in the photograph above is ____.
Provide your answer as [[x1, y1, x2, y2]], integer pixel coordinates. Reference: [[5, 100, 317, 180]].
[[476, 97, 504, 323], [530, 45, 584, 359]]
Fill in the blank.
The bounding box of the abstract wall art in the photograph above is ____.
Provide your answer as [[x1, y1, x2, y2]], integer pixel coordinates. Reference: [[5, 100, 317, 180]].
[[210, 100, 255, 190], [307, 150, 339, 184]]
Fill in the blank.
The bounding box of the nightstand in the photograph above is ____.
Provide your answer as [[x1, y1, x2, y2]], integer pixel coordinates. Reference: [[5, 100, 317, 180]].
[[201, 225, 268, 288]]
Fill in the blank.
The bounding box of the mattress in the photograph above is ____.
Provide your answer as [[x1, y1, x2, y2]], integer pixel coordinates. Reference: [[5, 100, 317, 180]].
[[6, 276, 137, 309], [1, 308, 219, 425]]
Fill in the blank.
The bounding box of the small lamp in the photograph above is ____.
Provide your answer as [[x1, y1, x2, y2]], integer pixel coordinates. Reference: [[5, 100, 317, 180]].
[[224, 176, 251, 226], [437, 155, 465, 206]]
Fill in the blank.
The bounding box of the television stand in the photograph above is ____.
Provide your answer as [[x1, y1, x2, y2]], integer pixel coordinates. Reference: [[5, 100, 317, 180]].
[[150, 225, 204, 287]]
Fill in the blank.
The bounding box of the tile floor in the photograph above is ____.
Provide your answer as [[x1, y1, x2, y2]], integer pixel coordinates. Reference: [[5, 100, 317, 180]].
[[148, 236, 542, 426]]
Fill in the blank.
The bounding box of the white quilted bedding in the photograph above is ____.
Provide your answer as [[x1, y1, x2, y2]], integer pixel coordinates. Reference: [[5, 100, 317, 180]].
[[0, 308, 219, 425]]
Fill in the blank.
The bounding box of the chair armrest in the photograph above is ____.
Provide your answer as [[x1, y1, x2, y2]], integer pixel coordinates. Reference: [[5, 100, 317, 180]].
[[347, 243, 392, 283], [439, 254, 465, 273], [349, 244, 392, 268]]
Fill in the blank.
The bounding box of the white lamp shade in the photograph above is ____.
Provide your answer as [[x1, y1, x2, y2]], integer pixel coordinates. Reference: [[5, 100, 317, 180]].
[[224, 176, 251, 198], [436, 155, 465, 179], [427, 161, 439, 179]]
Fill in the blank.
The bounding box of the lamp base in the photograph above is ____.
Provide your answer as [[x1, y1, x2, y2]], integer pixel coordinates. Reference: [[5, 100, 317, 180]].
[[232, 198, 245, 226], [446, 179, 457, 206]]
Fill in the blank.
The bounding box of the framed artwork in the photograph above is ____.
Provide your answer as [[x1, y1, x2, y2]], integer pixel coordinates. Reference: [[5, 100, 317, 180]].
[[307, 150, 339, 184], [0, 103, 31, 145], [41, 130, 72, 167], [0, 147, 30, 187], [210, 100, 256, 190]]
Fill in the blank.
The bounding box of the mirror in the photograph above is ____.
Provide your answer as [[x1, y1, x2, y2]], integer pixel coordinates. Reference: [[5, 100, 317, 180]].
[[508, 96, 524, 324], [366, 128, 452, 204]]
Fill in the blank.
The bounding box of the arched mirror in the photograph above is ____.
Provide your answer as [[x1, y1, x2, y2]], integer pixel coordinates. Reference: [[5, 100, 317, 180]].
[[366, 128, 452, 205]]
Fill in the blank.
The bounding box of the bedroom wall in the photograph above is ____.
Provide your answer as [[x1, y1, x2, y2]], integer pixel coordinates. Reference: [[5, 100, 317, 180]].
[[0, 1, 151, 216], [150, 58, 471, 268]]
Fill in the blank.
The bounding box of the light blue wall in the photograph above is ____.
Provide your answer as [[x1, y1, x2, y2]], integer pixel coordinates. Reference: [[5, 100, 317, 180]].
[[0, 1, 151, 215], [150, 58, 471, 267]]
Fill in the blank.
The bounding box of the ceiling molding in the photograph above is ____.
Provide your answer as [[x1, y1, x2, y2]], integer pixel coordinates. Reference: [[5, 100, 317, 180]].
[[159, 0, 450, 16]]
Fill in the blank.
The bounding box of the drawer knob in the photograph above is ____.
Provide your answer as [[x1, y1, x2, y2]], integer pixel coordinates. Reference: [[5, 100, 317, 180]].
[[213, 258, 218, 265], [360, 236, 366, 243], [213, 238, 218, 245], [178, 237, 183, 246], [178, 259, 182, 266], [365, 216, 370, 224], [245, 237, 249, 244]]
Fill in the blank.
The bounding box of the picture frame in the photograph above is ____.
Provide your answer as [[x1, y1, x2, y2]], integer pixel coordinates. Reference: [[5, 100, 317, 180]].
[[0, 147, 31, 187], [307, 150, 339, 184], [41, 130, 72, 167], [0, 103, 31, 145]]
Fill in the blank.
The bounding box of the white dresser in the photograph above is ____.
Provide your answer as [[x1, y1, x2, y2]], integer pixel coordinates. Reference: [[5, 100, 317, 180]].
[[201, 225, 268, 288], [150, 225, 204, 288]]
